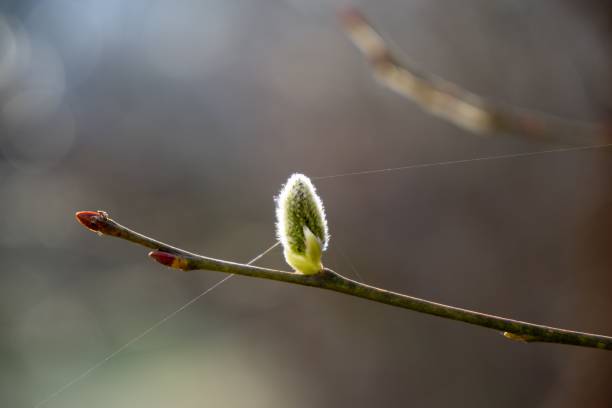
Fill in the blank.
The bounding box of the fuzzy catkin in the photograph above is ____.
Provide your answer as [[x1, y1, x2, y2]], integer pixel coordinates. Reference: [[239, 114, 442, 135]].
[[276, 173, 329, 274]]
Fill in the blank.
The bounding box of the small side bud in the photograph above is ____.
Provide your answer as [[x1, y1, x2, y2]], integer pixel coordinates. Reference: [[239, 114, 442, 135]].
[[149, 251, 177, 267], [149, 251, 190, 271], [503, 331, 537, 343], [276, 173, 329, 275]]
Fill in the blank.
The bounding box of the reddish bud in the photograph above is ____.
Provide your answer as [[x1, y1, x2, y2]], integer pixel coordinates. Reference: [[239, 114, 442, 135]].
[[149, 251, 178, 267], [338, 6, 364, 28], [75, 210, 108, 233]]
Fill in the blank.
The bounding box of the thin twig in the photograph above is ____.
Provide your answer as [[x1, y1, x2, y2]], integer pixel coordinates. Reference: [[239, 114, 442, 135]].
[[339, 8, 609, 145], [76, 210, 612, 351]]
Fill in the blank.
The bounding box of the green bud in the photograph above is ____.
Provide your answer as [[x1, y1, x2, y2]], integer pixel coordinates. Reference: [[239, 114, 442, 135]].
[[276, 173, 329, 274]]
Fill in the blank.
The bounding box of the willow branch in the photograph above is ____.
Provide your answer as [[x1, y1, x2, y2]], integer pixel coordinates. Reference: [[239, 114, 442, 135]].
[[76, 210, 612, 351], [340, 8, 609, 145]]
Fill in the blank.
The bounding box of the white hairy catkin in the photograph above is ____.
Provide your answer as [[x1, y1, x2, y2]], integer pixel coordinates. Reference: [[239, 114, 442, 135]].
[[276, 173, 329, 274]]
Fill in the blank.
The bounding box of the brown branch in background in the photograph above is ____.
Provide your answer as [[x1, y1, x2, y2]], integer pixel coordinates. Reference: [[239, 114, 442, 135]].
[[76, 210, 612, 351], [339, 7, 609, 145]]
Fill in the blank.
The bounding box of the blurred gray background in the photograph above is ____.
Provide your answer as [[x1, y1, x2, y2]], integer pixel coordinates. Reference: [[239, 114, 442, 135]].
[[1, 0, 611, 407]]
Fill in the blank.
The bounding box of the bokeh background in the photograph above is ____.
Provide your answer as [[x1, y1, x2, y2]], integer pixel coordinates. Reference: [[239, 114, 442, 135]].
[[1, 0, 611, 407]]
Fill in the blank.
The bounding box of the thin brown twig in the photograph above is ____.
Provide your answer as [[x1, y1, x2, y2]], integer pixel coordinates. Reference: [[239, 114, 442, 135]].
[[76, 210, 612, 351]]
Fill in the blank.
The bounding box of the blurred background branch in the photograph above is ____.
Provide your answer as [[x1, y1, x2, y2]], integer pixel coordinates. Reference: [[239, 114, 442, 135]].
[[341, 7, 609, 145]]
